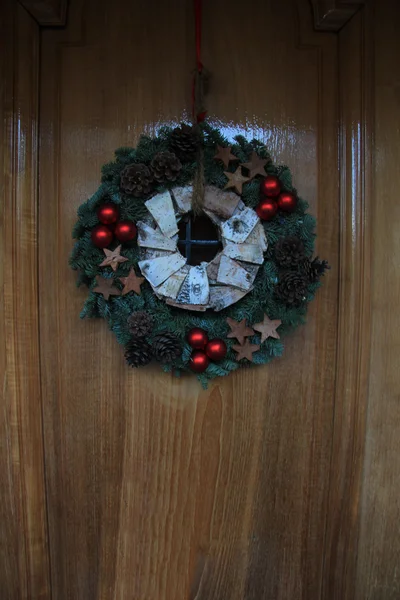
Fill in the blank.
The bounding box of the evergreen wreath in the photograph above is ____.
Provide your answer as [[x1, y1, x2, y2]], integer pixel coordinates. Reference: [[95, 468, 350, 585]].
[[70, 122, 329, 387]]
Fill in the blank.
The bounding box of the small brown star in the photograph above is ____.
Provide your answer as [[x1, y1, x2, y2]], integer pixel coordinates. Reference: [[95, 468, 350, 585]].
[[253, 314, 282, 343], [241, 151, 269, 179], [226, 317, 254, 345], [119, 268, 145, 296], [99, 245, 128, 272], [233, 339, 260, 362], [224, 166, 250, 195], [93, 277, 121, 300], [213, 145, 239, 168]]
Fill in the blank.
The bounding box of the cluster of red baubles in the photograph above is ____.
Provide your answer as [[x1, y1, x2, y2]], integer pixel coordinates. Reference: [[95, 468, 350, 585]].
[[187, 328, 227, 373], [256, 175, 297, 221], [91, 203, 137, 248]]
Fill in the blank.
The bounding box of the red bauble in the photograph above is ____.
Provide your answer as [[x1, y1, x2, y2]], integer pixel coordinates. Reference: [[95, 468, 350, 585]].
[[260, 175, 281, 198], [91, 224, 113, 248], [206, 339, 227, 361], [114, 220, 137, 242], [187, 327, 209, 349], [190, 350, 210, 373], [97, 203, 119, 225], [256, 199, 278, 221], [277, 191, 297, 213]]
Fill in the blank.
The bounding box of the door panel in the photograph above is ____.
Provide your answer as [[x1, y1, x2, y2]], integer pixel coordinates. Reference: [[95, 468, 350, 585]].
[[39, 0, 338, 597]]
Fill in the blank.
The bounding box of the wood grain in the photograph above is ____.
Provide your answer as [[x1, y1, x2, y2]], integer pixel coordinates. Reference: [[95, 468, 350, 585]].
[[356, 1, 400, 598], [0, 1, 50, 598], [38, 0, 339, 598], [321, 7, 373, 599], [311, 0, 365, 31]]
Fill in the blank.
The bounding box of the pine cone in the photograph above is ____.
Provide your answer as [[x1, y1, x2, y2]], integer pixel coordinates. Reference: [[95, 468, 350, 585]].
[[169, 124, 199, 160], [120, 163, 153, 197], [127, 311, 154, 338], [303, 257, 330, 283], [151, 151, 182, 183], [275, 236, 306, 268], [275, 271, 308, 306], [124, 339, 152, 368], [152, 332, 181, 363]]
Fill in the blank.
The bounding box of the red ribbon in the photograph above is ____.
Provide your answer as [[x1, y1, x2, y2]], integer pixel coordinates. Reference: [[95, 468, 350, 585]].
[[192, 0, 207, 123]]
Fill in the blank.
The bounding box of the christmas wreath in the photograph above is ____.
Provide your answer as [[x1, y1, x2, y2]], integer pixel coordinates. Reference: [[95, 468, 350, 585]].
[[70, 122, 329, 387]]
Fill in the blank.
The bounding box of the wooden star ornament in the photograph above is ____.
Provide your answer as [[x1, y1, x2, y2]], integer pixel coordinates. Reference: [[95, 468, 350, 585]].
[[214, 144, 239, 168], [119, 268, 145, 296], [224, 166, 250, 195], [233, 339, 260, 362], [253, 314, 282, 343], [226, 317, 254, 345], [93, 277, 121, 300], [241, 151, 269, 179], [99, 245, 128, 272]]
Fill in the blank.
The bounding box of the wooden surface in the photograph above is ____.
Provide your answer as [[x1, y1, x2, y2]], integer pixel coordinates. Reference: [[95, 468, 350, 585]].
[[356, 1, 400, 598], [311, 0, 365, 31], [38, 0, 339, 598], [6, 0, 400, 598], [19, 0, 67, 25], [0, 1, 50, 598], [322, 6, 373, 598]]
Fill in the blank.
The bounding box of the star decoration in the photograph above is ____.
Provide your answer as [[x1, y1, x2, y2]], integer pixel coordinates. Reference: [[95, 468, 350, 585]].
[[233, 339, 260, 362], [241, 151, 269, 179], [99, 245, 128, 272], [213, 145, 239, 168], [253, 314, 282, 343], [226, 317, 254, 345], [224, 166, 250, 195], [119, 268, 145, 296], [93, 277, 121, 300]]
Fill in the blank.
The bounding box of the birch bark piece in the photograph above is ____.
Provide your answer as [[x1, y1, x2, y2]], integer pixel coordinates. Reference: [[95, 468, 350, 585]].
[[223, 241, 264, 265], [221, 207, 259, 243], [154, 265, 189, 300], [175, 265, 209, 305], [203, 186, 241, 219], [137, 221, 177, 251], [246, 222, 268, 251], [236, 262, 259, 287], [217, 255, 254, 291], [166, 299, 207, 311], [145, 191, 178, 238], [138, 252, 186, 287], [206, 253, 222, 282], [171, 185, 193, 214], [203, 209, 223, 227], [209, 285, 251, 311], [142, 248, 173, 260]]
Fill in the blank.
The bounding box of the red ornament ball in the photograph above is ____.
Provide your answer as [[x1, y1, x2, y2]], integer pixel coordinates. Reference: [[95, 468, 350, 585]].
[[97, 202, 119, 225], [187, 327, 209, 349], [114, 220, 137, 242], [256, 199, 278, 221], [260, 175, 281, 198], [277, 191, 297, 213], [91, 224, 113, 248], [190, 350, 210, 373], [206, 339, 227, 361]]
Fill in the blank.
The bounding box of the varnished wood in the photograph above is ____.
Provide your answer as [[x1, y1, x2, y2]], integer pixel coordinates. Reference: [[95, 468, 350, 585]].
[[38, 0, 339, 597], [0, 1, 50, 598], [311, 0, 365, 31], [18, 0, 67, 25], [356, 1, 400, 597], [322, 6, 373, 598]]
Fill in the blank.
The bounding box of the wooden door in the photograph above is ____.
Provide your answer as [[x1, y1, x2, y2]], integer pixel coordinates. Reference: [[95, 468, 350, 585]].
[[38, 1, 338, 597], [1, 0, 376, 598]]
